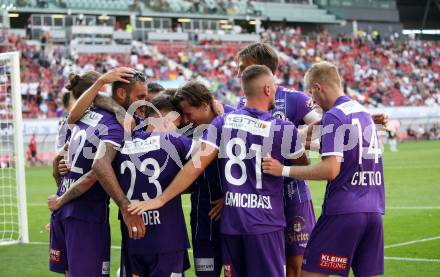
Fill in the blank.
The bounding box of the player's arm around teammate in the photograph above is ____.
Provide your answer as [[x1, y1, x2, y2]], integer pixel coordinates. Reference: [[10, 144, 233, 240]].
[[264, 62, 385, 277], [127, 139, 219, 214]]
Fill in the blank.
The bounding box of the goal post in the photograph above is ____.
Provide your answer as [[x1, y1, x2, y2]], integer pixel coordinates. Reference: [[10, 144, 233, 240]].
[[0, 51, 29, 245]]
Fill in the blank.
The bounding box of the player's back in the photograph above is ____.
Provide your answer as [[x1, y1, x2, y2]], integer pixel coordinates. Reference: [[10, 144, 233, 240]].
[[190, 103, 234, 241], [114, 130, 192, 254], [321, 96, 385, 215], [202, 107, 303, 235], [61, 107, 124, 223]]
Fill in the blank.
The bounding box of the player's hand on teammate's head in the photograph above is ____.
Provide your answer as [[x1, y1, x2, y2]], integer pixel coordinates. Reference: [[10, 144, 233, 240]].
[[58, 158, 70, 176], [121, 208, 146, 240], [47, 195, 60, 212], [99, 67, 135, 84], [209, 198, 224, 221], [262, 155, 284, 177], [127, 198, 164, 216]]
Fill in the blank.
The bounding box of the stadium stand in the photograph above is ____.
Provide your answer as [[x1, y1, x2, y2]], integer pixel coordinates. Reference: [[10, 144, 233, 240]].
[[1, 25, 439, 118]]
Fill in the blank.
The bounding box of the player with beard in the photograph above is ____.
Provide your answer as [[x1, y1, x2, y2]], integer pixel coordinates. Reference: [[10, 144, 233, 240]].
[[48, 69, 135, 276], [48, 69, 147, 277], [47, 68, 145, 276]]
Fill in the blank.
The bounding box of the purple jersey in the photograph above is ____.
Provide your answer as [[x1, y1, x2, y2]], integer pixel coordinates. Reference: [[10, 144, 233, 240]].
[[114, 130, 193, 255], [56, 117, 71, 151], [201, 107, 304, 235], [61, 107, 124, 223], [55, 118, 72, 198], [190, 103, 235, 241], [321, 96, 385, 215], [238, 86, 315, 205]]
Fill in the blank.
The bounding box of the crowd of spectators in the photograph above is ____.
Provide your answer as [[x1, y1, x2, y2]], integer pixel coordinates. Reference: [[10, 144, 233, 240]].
[[262, 27, 439, 107], [0, 26, 439, 119], [1, 32, 183, 118]]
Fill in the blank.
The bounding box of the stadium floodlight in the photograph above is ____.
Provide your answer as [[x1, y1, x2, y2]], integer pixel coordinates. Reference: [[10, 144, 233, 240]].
[[0, 52, 29, 245], [177, 18, 192, 23], [138, 17, 153, 21]]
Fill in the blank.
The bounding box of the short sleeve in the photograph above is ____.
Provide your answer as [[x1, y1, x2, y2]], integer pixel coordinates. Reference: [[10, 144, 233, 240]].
[[280, 121, 305, 160], [175, 135, 197, 161], [287, 92, 316, 124], [98, 117, 124, 148], [321, 113, 344, 157], [56, 120, 71, 150], [200, 115, 223, 149]]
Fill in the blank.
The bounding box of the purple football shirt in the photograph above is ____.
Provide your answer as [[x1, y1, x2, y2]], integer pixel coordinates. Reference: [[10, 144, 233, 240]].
[[114, 130, 194, 254], [190, 103, 235, 241], [321, 96, 385, 215], [201, 107, 305, 235], [55, 118, 72, 198], [238, 86, 315, 205], [60, 107, 124, 223], [56, 117, 71, 151]]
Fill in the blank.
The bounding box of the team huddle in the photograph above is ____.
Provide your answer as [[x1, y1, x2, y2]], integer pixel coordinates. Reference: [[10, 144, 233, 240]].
[[47, 43, 386, 277]]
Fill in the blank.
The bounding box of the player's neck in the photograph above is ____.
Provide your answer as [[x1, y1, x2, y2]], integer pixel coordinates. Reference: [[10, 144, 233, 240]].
[[325, 90, 345, 111], [244, 98, 269, 113]]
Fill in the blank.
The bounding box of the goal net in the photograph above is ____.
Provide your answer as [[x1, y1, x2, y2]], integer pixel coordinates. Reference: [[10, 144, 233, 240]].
[[0, 51, 28, 245]]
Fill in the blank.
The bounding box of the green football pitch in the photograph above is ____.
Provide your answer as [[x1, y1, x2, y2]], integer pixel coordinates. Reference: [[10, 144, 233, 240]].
[[0, 140, 439, 276]]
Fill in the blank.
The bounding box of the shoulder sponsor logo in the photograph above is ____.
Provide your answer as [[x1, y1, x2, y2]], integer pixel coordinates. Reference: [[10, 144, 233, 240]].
[[336, 100, 368, 115], [170, 273, 182, 277], [319, 253, 349, 271], [121, 136, 160, 155], [102, 261, 110, 275], [224, 114, 272, 137], [49, 248, 61, 263], [195, 258, 215, 272], [79, 111, 103, 127]]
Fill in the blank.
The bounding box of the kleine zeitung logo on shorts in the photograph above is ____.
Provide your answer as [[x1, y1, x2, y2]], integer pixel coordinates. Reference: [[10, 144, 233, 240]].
[[319, 253, 348, 271]]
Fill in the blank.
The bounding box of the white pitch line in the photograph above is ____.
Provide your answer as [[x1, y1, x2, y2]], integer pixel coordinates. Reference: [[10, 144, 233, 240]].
[[314, 206, 440, 210], [385, 236, 440, 249], [386, 206, 440, 210], [385, 257, 440, 263]]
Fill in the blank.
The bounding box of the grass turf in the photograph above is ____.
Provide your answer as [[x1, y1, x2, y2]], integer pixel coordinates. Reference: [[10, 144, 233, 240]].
[[0, 140, 439, 276]]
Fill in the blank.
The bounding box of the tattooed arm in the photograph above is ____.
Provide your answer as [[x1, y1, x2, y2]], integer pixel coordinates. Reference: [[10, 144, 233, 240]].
[[47, 170, 96, 211], [92, 141, 145, 239]]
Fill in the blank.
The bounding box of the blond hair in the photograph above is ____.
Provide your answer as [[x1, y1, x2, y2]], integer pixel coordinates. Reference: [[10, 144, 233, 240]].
[[304, 61, 342, 90]]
